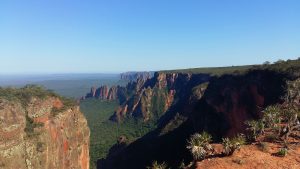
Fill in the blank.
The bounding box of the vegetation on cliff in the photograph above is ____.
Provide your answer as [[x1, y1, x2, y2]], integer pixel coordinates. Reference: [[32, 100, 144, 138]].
[[0, 85, 76, 109], [0, 85, 77, 137], [0, 85, 76, 115], [184, 76, 300, 168], [160, 58, 300, 77], [0, 85, 56, 104], [80, 98, 157, 169]]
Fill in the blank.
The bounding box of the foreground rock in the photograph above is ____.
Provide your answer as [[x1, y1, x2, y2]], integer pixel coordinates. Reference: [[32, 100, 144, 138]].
[[0, 86, 90, 169]]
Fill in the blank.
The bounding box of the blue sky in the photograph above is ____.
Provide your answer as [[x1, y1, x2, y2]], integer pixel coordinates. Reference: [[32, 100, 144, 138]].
[[0, 0, 299, 74]]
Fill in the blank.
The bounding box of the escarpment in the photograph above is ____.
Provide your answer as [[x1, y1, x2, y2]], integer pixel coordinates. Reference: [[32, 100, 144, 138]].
[[84, 85, 125, 101], [0, 86, 90, 169], [110, 72, 211, 122], [99, 60, 300, 169], [191, 70, 288, 138]]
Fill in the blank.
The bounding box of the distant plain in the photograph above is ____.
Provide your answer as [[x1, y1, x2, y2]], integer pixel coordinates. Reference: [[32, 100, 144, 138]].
[[0, 74, 128, 98]]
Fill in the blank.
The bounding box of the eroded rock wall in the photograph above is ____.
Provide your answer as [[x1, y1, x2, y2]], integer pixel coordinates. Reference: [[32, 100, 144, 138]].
[[0, 97, 90, 169]]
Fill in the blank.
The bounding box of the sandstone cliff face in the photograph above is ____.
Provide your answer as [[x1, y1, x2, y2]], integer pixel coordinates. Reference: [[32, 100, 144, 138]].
[[0, 95, 90, 169], [111, 72, 211, 122], [191, 70, 288, 138], [100, 68, 296, 169], [84, 85, 125, 102]]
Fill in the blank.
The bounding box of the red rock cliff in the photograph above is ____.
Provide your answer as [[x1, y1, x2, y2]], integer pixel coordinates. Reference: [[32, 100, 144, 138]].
[[111, 72, 210, 122], [84, 85, 125, 101], [0, 95, 90, 169]]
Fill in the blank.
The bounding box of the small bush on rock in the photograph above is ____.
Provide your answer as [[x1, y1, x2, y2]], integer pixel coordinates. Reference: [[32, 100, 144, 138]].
[[147, 161, 169, 169], [222, 134, 246, 156], [276, 148, 288, 157], [187, 132, 214, 161]]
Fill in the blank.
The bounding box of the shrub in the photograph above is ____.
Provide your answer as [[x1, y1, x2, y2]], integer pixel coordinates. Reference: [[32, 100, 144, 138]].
[[186, 132, 213, 161], [222, 134, 246, 156], [179, 161, 188, 169], [0, 85, 58, 107], [24, 112, 44, 137], [274, 59, 285, 64], [36, 142, 45, 152], [278, 79, 300, 140], [263, 105, 281, 129], [147, 161, 169, 169], [245, 120, 264, 141], [264, 133, 278, 142], [276, 148, 288, 157]]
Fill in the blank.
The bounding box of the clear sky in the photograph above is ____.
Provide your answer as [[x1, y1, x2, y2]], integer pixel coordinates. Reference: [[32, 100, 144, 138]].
[[0, 0, 299, 74]]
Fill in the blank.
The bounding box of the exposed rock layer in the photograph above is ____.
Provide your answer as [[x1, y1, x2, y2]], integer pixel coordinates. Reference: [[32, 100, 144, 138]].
[[84, 85, 126, 102], [100, 67, 297, 169], [111, 72, 211, 122], [0, 96, 90, 169]]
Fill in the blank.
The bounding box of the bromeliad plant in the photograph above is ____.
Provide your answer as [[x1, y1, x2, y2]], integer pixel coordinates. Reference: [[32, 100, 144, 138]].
[[245, 120, 265, 141], [147, 161, 169, 169], [262, 105, 282, 129], [186, 132, 214, 161], [222, 134, 246, 156]]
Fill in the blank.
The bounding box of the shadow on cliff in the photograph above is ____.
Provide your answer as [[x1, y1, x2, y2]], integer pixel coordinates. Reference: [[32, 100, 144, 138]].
[[98, 69, 290, 169]]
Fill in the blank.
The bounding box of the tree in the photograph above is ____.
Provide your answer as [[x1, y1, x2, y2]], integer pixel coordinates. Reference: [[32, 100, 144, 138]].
[[274, 59, 285, 64]]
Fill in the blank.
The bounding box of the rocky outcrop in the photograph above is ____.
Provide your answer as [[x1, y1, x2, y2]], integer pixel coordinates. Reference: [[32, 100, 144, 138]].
[[120, 72, 153, 81], [0, 92, 90, 169], [111, 72, 211, 122], [84, 85, 126, 101], [191, 70, 288, 138], [82, 72, 153, 103], [99, 62, 300, 169]]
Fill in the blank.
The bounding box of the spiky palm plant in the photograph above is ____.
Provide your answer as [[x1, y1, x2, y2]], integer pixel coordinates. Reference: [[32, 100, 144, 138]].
[[186, 132, 213, 161], [147, 161, 169, 169], [245, 120, 264, 141], [263, 105, 282, 129], [222, 134, 246, 156]]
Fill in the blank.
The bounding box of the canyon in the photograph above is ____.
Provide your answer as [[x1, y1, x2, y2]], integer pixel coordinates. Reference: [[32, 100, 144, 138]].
[[97, 60, 300, 169]]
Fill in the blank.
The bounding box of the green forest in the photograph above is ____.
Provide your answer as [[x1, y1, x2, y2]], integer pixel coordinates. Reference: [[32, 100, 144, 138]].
[[80, 99, 157, 169]]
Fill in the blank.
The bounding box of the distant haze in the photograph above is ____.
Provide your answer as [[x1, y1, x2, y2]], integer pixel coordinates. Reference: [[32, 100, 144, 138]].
[[0, 74, 126, 98]]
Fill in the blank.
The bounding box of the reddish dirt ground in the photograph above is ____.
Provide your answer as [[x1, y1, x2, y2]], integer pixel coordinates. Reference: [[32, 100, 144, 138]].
[[196, 143, 300, 169]]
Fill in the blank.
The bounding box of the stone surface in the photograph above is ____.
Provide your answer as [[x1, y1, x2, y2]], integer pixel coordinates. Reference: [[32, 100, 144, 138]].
[[0, 97, 90, 169]]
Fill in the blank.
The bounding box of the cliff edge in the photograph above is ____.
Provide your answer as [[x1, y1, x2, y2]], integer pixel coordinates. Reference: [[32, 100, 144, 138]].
[[0, 86, 90, 169]]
